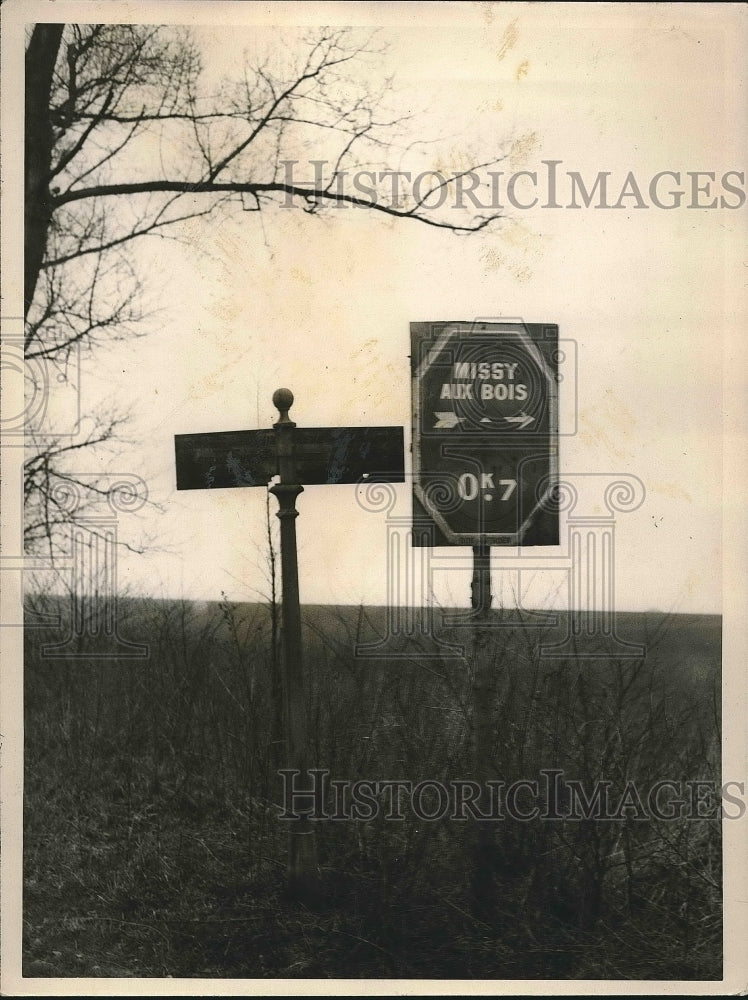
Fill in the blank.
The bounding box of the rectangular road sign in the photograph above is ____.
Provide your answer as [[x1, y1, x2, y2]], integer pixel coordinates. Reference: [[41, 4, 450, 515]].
[[411, 320, 559, 547], [175, 425, 405, 491]]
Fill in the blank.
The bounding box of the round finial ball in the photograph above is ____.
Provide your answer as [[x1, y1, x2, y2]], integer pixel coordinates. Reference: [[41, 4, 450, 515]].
[[272, 388, 294, 412]]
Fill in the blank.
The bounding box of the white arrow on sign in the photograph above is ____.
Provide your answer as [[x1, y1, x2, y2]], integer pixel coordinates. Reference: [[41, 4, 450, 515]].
[[434, 411, 463, 429], [505, 411, 534, 430]]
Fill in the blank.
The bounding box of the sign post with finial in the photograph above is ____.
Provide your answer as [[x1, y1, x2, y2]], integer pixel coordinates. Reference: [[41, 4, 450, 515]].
[[268, 388, 319, 901], [174, 388, 405, 902]]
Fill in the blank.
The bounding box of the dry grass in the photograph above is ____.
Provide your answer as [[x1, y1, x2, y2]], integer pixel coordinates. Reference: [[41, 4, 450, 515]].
[[23, 596, 722, 979]]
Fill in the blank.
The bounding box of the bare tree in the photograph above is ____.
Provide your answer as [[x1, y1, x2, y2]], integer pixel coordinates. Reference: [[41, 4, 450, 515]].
[[24, 23, 504, 552]]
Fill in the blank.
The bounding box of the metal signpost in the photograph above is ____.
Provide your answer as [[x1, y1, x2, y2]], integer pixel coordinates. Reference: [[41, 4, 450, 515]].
[[175, 390, 404, 901], [411, 320, 559, 917]]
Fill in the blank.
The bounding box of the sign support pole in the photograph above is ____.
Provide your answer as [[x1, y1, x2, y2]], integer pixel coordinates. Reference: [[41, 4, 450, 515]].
[[269, 389, 320, 903], [470, 542, 495, 920], [471, 543, 491, 614]]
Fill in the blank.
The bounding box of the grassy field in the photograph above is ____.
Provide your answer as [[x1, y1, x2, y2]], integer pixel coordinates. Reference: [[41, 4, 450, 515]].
[[23, 595, 722, 979]]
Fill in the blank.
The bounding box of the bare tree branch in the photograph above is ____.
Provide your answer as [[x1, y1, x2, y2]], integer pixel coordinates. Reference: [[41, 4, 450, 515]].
[[50, 178, 502, 231]]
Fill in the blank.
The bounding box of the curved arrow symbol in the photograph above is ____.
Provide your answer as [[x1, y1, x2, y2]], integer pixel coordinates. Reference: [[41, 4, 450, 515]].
[[434, 411, 463, 429], [505, 411, 534, 430]]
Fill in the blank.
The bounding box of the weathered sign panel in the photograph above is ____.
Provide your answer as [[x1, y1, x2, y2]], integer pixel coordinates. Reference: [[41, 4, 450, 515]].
[[411, 320, 559, 546], [175, 425, 405, 490]]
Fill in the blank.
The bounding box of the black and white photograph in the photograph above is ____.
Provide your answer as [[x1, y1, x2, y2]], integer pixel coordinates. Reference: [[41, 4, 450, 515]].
[[1, 1, 746, 994]]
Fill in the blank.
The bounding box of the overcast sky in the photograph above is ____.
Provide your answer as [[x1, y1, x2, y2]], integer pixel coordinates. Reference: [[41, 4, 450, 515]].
[[6, 2, 747, 615]]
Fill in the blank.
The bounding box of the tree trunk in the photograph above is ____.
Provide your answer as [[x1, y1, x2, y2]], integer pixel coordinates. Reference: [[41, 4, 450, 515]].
[[25, 23, 64, 316]]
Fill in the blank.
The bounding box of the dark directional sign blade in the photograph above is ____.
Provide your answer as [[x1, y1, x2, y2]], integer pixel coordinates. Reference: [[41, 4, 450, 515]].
[[175, 428, 275, 490], [411, 320, 559, 547], [175, 426, 404, 490], [293, 426, 405, 485]]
